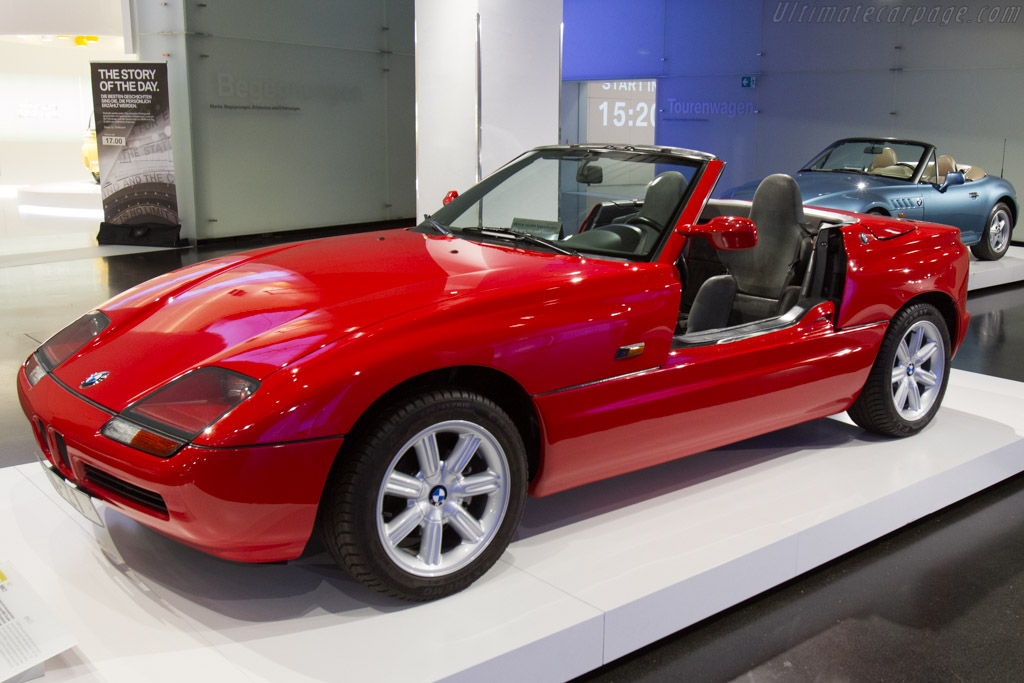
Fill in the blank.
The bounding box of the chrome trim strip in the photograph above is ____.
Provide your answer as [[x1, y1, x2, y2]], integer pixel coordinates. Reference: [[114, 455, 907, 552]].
[[532, 367, 661, 398], [837, 320, 890, 331], [476, 12, 482, 183], [46, 371, 115, 415]]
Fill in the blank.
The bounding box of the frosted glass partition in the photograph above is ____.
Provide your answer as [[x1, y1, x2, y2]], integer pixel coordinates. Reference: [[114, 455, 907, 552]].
[[136, 0, 414, 241]]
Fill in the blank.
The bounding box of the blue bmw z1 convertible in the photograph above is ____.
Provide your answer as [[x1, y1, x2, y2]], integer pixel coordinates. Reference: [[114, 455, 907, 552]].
[[723, 137, 1018, 260]]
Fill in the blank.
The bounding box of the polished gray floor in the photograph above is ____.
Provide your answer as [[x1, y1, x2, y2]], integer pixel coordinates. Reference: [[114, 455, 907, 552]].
[[4, 236, 1024, 681]]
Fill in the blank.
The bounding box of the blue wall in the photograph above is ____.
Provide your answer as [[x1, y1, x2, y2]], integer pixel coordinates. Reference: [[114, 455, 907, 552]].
[[562, 0, 665, 80], [562, 0, 1024, 206], [563, 0, 763, 191]]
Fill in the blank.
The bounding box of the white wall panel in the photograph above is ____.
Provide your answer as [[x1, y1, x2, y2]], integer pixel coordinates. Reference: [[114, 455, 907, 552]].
[[761, 6, 901, 72], [892, 68, 1024, 186], [751, 71, 896, 180]]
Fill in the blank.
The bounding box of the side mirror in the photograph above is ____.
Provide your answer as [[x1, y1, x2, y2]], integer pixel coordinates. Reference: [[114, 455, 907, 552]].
[[680, 216, 757, 251], [938, 171, 965, 193], [443, 190, 459, 205]]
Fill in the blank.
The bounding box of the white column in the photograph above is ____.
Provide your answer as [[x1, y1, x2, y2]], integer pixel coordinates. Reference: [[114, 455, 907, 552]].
[[415, 0, 562, 218]]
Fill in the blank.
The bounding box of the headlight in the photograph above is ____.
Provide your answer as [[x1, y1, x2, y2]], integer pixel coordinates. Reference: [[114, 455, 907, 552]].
[[38, 311, 110, 371], [102, 368, 259, 456], [23, 353, 47, 387]]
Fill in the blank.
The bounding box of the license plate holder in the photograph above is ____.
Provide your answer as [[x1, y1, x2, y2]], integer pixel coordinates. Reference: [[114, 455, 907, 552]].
[[40, 460, 104, 527]]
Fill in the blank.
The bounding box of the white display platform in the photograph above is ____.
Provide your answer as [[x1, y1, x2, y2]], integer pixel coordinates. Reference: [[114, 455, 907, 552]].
[[968, 245, 1024, 290], [3, 369, 1024, 682]]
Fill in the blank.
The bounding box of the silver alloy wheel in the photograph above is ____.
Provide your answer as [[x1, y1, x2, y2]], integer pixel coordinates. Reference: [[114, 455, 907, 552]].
[[375, 419, 511, 578], [890, 319, 945, 421], [988, 206, 1012, 253]]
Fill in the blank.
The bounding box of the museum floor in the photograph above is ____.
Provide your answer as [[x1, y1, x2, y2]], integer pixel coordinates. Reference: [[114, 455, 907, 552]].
[[2, 233, 1024, 681]]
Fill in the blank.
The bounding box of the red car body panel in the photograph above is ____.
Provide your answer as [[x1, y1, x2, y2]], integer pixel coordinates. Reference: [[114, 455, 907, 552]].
[[17, 370, 341, 561], [531, 302, 887, 495], [17, 149, 970, 564], [835, 214, 970, 341]]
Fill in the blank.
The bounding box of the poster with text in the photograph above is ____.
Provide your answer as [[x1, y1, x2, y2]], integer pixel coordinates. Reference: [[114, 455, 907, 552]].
[[90, 62, 179, 225]]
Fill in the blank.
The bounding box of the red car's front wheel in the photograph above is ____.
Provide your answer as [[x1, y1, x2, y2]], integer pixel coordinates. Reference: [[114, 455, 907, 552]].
[[319, 389, 527, 601]]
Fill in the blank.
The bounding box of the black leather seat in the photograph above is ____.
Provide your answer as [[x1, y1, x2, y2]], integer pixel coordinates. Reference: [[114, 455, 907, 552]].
[[635, 172, 687, 229], [581, 171, 688, 253], [686, 174, 807, 333]]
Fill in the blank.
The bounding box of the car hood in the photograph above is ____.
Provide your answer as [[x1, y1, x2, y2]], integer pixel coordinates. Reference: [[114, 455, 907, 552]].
[[724, 171, 899, 203], [53, 228, 584, 410]]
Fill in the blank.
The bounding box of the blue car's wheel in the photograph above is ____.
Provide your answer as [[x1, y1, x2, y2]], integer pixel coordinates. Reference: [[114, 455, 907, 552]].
[[970, 202, 1013, 261]]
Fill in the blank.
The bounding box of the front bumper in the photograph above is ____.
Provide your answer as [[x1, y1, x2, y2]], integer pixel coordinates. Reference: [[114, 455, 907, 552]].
[[17, 366, 342, 562]]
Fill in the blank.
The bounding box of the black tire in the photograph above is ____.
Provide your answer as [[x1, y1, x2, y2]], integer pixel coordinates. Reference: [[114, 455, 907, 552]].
[[848, 303, 951, 437], [319, 389, 527, 601], [970, 202, 1013, 261], [866, 208, 888, 216]]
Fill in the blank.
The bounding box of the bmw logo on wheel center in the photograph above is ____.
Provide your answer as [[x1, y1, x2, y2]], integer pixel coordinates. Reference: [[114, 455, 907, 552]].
[[80, 371, 110, 388], [429, 485, 447, 507]]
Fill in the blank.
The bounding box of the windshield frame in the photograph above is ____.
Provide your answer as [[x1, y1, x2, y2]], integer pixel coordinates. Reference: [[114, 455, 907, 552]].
[[800, 137, 937, 184], [419, 145, 713, 263]]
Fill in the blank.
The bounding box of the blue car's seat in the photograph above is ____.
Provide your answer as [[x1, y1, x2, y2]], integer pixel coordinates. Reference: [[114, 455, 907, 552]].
[[937, 155, 957, 184], [687, 174, 808, 333], [869, 147, 897, 171]]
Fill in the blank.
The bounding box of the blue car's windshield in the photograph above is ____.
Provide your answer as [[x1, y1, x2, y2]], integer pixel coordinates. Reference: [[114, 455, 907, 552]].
[[802, 140, 929, 181]]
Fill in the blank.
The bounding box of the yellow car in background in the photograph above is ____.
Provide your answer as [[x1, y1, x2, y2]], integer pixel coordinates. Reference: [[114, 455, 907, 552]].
[[83, 113, 99, 183]]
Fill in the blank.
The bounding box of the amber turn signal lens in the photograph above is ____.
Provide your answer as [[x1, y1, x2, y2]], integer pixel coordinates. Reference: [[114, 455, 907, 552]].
[[102, 418, 182, 457]]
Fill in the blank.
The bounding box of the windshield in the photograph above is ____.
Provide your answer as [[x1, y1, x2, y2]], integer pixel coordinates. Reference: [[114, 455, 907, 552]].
[[421, 149, 703, 260], [802, 140, 929, 180]]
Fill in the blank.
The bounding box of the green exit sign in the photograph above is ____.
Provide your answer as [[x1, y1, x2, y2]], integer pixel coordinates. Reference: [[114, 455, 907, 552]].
[[741, 75, 759, 88]]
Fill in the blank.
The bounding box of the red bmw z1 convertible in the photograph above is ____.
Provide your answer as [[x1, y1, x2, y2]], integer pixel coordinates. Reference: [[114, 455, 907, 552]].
[[18, 145, 969, 600]]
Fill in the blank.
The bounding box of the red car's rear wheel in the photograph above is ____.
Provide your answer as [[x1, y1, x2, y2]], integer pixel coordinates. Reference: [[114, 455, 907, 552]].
[[848, 303, 950, 437]]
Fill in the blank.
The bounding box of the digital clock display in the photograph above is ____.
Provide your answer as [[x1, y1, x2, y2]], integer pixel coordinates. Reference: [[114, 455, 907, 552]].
[[597, 100, 655, 128], [586, 80, 656, 145]]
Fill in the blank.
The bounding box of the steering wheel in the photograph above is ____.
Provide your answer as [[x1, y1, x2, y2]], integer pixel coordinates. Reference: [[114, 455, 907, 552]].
[[629, 215, 661, 232], [588, 223, 645, 252]]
